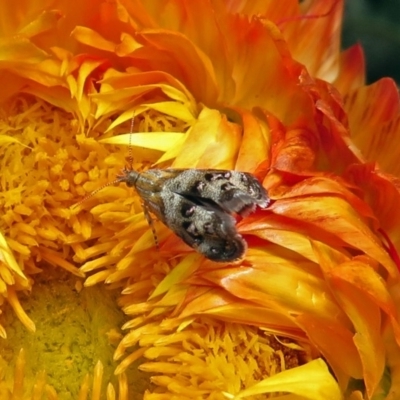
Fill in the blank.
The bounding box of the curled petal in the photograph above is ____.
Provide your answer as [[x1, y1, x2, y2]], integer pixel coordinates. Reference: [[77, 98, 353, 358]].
[[173, 108, 241, 169], [227, 359, 341, 400], [270, 195, 397, 278], [345, 78, 400, 177]]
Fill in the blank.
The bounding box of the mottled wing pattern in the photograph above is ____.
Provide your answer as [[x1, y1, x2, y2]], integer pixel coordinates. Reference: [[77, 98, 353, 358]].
[[120, 168, 269, 262], [163, 169, 269, 216], [159, 189, 246, 261]]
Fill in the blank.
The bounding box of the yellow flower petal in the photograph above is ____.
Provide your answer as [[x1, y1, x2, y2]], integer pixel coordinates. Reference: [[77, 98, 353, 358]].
[[228, 359, 341, 400], [71, 26, 117, 52], [173, 108, 241, 169], [7, 287, 35, 332], [0, 37, 49, 64], [101, 131, 186, 153], [0, 232, 27, 280], [150, 253, 202, 299]]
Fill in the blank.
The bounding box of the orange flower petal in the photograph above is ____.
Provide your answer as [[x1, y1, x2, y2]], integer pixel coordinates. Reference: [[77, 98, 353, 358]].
[[0, 37, 49, 64], [71, 26, 117, 53], [18, 10, 63, 38], [270, 195, 397, 278], [175, 287, 303, 339], [346, 164, 400, 253], [197, 265, 359, 376], [235, 110, 271, 172], [136, 29, 220, 104], [345, 78, 400, 177], [282, 0, 344, 82], [295, 312, 362, 380], [330, 265, 386, 397], [334, 44, 365, 94]]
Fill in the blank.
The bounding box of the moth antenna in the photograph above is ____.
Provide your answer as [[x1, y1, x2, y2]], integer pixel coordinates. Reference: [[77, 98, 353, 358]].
[[72, 177, 123, 209], [127, 116, 160, 248], [128, 115, 134, 170], [73, 115, 136, 210]]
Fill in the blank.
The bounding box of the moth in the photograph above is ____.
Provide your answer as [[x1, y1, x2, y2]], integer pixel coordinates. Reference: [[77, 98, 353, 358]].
[[116, 167, 270, 262]]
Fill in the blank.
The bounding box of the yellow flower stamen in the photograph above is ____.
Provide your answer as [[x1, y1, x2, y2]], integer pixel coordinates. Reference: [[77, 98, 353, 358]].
[[133, 319, 312, 398], [12, 348, 26, 400], [92, 361, 104, 400], [7, 287, 35, 332]]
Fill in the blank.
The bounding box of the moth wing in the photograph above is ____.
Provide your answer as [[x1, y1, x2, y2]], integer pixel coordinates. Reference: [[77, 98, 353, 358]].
[[160, 190, 246, 262], [189, 201, 246, 262], [219, 171, 270, 214], [132, 169, 186, 222], [164, 169, 269, 216], [132, 168, 266, 261]]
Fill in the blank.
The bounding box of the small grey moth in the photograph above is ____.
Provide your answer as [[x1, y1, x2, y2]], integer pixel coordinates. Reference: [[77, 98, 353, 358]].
[[117, 167, 270, 262]]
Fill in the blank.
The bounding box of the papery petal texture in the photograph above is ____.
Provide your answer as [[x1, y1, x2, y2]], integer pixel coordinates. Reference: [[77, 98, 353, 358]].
[[0, 0, 400, 399]]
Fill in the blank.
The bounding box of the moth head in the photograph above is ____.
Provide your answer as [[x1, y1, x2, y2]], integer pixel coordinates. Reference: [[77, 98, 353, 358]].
[[116, 168, 140, 187]]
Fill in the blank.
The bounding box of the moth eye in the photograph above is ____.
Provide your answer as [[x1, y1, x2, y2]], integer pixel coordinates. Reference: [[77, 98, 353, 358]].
[[181, 202, 195, 217]]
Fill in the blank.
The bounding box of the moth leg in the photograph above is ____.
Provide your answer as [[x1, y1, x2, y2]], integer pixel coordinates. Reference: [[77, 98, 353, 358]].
[[142, 202, 159, 249]]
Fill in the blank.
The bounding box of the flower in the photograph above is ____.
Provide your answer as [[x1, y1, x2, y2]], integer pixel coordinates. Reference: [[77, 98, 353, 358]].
[[0, 0, 400, 399]]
